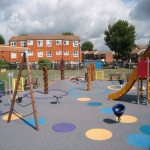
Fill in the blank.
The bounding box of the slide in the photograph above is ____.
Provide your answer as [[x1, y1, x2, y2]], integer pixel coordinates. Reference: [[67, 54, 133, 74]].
[[108, 67, 138, 100]]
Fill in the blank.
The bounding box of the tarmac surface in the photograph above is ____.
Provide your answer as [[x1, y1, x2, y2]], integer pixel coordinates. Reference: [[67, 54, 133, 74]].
[[0, 79, 150, 150]]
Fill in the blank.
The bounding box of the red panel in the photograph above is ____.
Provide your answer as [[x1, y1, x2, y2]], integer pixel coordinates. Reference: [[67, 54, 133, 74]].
[[138, 60, 148, 78]]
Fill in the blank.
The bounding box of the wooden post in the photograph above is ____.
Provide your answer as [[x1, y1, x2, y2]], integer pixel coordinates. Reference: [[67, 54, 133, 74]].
[[87, 65, 91, 91], [7, 49, 39, 131]]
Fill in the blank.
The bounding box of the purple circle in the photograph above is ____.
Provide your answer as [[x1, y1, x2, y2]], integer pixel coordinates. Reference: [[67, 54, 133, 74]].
[[24, 89, 69, 99], [52, 123, 76, 133], [0, 110, 3, 114]]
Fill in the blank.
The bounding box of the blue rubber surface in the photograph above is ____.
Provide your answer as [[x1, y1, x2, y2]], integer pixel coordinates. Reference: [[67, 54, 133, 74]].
[[87, 102, 102, 106], [100, 108, 113, 114], [139, 125, 150, 135], [126, 134, 150, 148]]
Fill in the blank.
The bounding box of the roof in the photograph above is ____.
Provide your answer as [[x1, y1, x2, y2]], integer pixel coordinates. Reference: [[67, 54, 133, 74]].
[[95, 51, 112, 55], [131, 45, 148, 55], [85, 50, 99, 55], [9, 34, 80, 41], [81, 51, 89, 54]]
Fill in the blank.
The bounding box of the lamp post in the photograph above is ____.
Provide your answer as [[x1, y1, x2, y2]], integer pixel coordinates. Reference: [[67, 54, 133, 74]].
[[78, 43, 80, 75]]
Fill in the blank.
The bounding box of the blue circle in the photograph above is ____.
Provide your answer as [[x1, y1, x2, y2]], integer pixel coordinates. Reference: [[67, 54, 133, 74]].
[[69, 86, 110, 98], [126, 134, 150, 148], [24, 118, 46, 126], [139, 125, 150, 135], [87, 102, 102, 106], [100, 108, 113, 114]]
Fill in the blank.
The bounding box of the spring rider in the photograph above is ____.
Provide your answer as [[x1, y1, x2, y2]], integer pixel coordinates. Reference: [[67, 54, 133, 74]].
[[112, 104, 125, 123]]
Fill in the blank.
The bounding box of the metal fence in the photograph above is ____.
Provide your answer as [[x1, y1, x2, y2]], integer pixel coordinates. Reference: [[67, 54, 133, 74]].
[[0, 63, 85, 95]]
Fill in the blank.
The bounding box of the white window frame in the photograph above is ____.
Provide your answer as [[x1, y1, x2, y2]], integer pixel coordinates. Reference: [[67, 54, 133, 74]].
[[46, 40, 52, 47], [73, 51, 78, 57], [56, 40, 62, 45], [56, 51, 62, 55], [64, 51, 69, 55], [20, 41, 26, 46], [27, 40, 33, 46], [46, 51, 52, 57], [64, 41, 69, 45], [37, 40, 43, 47], [11, 52, 16, 58], [11, 42, 16, 47], [38, 51, 43, 57], [73, 41, 78, 47]]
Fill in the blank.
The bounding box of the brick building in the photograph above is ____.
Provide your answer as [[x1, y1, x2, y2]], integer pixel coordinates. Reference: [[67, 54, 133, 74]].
[[122, 45, 147, 63], [1, 34, 81, 65], [82, 50, 113, 62]]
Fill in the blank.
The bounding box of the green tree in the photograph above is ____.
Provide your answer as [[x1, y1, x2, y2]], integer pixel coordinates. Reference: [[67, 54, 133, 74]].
[[38, 58, 52, 70], [104, 19, 136, 60], [0, 35, 5, 44], [19, 33, 28, 36], [0, 60, 9, 69], [81, 41, 94, 51], [62, 32, 74, 35]]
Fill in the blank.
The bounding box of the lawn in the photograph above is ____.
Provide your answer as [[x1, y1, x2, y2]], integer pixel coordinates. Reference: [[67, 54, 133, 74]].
[[0, 67, 134, 82]]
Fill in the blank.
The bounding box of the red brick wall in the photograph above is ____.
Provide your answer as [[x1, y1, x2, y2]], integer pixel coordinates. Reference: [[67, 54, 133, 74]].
[[5, 40, 82, 64]]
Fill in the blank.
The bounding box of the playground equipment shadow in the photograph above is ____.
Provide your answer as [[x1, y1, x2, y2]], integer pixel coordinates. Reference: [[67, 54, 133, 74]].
[[0, 80, 150, 150]]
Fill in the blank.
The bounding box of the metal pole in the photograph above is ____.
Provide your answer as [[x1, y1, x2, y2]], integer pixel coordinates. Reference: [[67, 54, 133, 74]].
[[78, 43, 80, 75]]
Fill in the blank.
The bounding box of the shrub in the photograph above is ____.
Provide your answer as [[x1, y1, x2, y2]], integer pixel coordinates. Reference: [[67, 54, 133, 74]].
[[38, 59, 52, 70]]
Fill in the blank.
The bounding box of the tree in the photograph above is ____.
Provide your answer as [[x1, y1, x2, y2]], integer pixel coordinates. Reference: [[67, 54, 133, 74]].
[[104, 20, 136, 60], [0, 35, 5, 44], [62, 32, 74, 35], [19, 33, 28, 36], [81, 41, 94, 51], [38, 58, 52, 70]]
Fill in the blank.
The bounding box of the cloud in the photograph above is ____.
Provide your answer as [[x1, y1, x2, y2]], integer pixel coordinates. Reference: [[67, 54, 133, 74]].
[[129, 0, 150, 21], [0, 0, 149, 51]]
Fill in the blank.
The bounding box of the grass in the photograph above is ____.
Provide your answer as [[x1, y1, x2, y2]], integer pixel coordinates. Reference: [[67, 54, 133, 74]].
[[0, 67, 134, 82]]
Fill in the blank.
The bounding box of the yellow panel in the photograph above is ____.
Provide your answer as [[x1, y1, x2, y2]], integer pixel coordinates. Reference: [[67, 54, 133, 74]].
[[13, 77, 24, 92], [95, 71, 104, 80]]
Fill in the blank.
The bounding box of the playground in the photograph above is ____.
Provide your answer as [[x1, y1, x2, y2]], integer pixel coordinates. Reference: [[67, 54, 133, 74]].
[[0, 45, 150, 149], [0, 79, 150, 149]]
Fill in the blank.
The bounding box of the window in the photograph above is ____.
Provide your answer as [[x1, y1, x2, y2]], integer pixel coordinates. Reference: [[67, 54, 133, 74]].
[[11, 52, 16, 58], [27, 40, 33, 46], [64, 51, 69, 55], [38, 51, 43, 57], [73, 51, 78, 57], [11, 42, 16, 47], [134, 54, 136, 57], [64, 41, 69, 45], [29, 51, 33, 56], [37, 40, 43, 47], [46, 51, 52, 57], [73, 41, 78, 47], [20, 41, 26, 46], [56, 40, 62, 45], [46, 40, 52, 47], [56, 51, 62, 55]]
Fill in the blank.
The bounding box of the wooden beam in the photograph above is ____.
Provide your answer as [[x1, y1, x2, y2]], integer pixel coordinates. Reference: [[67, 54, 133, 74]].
[[0, 45, 29, 52]]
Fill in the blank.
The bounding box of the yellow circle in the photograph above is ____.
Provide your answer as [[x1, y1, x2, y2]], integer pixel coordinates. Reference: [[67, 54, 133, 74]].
[[2, 113, 22, 121], [116, 115, 137, 123], [85, 128, 112, 140], [107, 85, 135, 90], [77, 98, 91, 101]]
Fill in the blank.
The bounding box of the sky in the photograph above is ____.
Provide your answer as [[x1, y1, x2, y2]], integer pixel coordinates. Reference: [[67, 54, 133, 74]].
[[0, 0, 150, 51]]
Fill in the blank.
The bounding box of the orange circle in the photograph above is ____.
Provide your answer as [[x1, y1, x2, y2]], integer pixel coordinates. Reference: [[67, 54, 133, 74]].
[[2, 113, 22, 121], [77, 98, 91, 101], [85, 128, 112, 140], [116, 115, 137, 123]]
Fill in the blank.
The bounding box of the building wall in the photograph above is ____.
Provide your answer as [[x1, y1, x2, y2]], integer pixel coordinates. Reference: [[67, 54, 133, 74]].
[[4, 36, 81, 64]]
